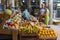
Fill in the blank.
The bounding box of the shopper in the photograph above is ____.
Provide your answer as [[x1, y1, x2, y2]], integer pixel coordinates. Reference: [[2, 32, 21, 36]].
[[22, 8, 30, 20], [39, 2, 50, 25]]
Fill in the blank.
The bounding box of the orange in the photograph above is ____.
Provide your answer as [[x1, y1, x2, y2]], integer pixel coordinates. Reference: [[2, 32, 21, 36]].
[[38, 34, 40, 36], [49, 35, 52, 37]]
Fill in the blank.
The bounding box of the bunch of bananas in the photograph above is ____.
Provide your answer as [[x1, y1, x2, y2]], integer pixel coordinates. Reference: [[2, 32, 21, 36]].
[[19, 21, 39, 34]]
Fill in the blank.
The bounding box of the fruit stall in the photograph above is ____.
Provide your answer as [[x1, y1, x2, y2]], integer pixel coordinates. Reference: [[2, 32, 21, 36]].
[[0, 10, 57, 40], [0, 1, 58, 40]]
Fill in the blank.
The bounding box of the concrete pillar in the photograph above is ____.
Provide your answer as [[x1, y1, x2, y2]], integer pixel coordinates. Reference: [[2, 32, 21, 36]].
[[49, 0, 53, 25]]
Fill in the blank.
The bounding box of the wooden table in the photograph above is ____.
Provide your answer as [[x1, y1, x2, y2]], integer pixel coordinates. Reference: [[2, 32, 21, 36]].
[[0, 29, 18, 40], [0, 12, 18, 40]]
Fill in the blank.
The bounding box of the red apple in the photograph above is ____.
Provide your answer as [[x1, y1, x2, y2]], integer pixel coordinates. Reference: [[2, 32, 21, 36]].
[[9, 22, 15, 26]]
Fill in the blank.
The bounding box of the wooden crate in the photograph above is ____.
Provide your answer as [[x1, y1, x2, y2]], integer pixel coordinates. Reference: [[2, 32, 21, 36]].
[[19, 32, 38, 40], [38, 37, 57, 40]]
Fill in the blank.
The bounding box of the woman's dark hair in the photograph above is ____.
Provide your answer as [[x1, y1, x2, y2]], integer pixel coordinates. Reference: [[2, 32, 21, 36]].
[[43, 2, 46, 6], [42, 2, 48, 8]]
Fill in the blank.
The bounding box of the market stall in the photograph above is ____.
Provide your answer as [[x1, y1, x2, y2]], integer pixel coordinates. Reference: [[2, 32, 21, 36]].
[[0, 0, 58, 40], [0, 8, 57, 40]]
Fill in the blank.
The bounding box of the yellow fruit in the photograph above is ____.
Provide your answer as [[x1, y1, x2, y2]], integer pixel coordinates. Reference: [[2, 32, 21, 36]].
[[49, 35, 52, 37], [42, 32, 45, 35], [48, 32, 50, 35], [45, 32, 48, 35], [41, 35, 44, 37], [51, 32, 54, 34], [46, 35, 48, 37], [13, 20, 17, 22], [52, 34, 55, 37], [39, 32, 42, 34], [38, 33, 40, 36], [5, 9, 12, 15]]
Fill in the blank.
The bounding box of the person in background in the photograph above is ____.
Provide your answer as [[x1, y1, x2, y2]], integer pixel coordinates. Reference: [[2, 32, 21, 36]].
[[22, 7, 30, 20], [39, 2, 50, 25]]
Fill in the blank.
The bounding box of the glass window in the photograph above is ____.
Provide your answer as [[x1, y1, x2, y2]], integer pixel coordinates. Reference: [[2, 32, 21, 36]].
[[53, 0, 60, 19]]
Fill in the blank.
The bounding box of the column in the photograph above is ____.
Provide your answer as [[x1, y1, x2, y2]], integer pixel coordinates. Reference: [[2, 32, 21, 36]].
[[49, 0, 53, 25]]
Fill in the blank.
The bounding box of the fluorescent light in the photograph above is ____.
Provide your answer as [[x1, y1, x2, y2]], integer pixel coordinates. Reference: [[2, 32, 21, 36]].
[[57, 3, 60, 6], [33, 0, 35, 2]]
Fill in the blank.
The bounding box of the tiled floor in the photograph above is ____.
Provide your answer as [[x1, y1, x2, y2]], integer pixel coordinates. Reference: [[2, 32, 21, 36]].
[[50, 25, 60, 40]]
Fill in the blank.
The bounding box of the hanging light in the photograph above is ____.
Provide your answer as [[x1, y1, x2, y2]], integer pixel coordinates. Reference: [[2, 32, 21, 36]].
[[33, 0, 35, 2], [23, 0, 25, 2]]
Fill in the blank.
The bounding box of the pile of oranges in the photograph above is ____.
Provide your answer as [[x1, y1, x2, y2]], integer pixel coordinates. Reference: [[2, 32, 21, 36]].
[[38, 27, 57, 37]]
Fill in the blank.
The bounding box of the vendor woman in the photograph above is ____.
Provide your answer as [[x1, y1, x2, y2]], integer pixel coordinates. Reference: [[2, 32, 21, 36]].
[[39, 2, 50, 25]]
